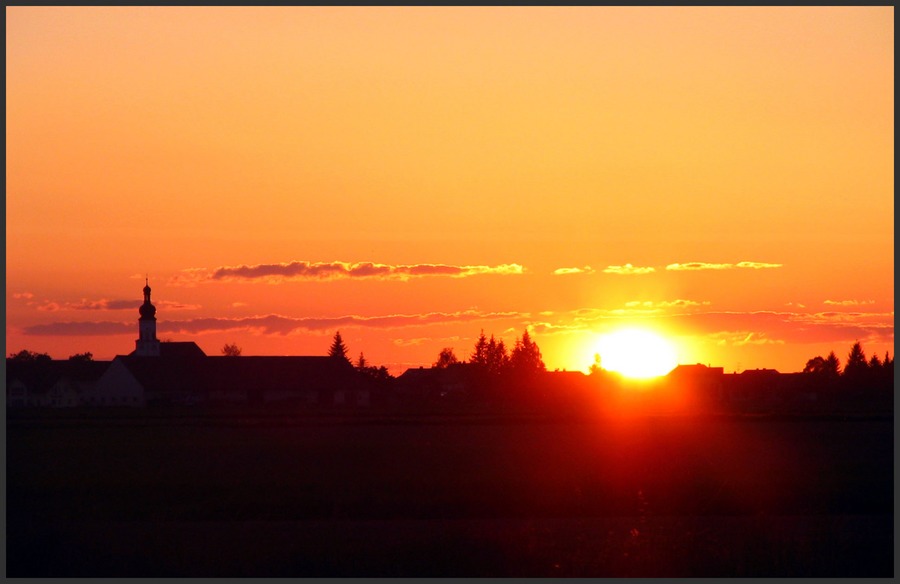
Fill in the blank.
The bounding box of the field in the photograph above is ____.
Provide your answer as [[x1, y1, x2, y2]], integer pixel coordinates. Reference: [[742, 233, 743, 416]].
[[6, 411, 893, 577]]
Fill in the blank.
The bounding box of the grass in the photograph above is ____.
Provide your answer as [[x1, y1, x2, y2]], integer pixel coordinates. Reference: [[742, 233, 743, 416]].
[[7, 412, 893, 576]]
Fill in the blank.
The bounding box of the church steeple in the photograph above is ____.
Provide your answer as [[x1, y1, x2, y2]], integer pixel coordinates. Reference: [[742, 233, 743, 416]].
[[135, 278, 161, 356]]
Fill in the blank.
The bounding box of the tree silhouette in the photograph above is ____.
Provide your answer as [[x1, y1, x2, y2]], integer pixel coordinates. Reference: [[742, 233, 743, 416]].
[[486, 335, 509, 376], [221, 343, 242, 357], [329, 331, 350, 363], [8, 350, 51, 362], [470, 330, 489, 368], [433, 347, 459, 369], [589, 353, 603, 376], [803, 356, 827, 374], [824, 351, 841, 376], [843, 341, 868, 388], [68, 352, 93, 361], [804, 353, 840, 379], [869, 352, 882, 370], [356, 352, 368, 370], [510, 329, 545, 375]]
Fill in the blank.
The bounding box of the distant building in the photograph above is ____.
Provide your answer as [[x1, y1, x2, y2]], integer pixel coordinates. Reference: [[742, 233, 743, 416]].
[[667, 363, 725, 401], [6, 360, 110, 408]]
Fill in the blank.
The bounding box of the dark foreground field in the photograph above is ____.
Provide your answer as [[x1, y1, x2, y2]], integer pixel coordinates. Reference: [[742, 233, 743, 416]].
[[7, 411, 893, 577]]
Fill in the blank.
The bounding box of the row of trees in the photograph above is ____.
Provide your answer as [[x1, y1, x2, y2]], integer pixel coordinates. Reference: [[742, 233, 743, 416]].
[[803, 341, 893, 392], [432, 329, 546, 377], [9, 349, 93, 362]]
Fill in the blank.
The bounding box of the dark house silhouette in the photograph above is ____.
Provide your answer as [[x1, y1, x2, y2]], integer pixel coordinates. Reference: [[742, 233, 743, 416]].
[[7, 359, 110, 408]]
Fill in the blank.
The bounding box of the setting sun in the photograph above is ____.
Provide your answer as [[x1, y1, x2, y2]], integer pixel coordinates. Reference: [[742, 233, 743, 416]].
[[595, 329, 678, 379]]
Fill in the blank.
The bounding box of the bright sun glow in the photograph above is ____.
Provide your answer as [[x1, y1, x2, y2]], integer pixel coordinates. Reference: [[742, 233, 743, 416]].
[[595, 329, 678, 379]]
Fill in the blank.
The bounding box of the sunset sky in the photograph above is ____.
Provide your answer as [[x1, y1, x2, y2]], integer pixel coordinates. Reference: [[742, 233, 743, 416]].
[[6, 7, 894, 375]]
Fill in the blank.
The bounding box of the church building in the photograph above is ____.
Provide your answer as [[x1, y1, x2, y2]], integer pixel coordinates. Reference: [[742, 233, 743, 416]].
[[92, 280, 372, 407]]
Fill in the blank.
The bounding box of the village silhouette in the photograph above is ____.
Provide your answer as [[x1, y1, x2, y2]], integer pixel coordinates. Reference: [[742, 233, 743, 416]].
[[7, 280, 894, 415], [6, 281, 894, 577]]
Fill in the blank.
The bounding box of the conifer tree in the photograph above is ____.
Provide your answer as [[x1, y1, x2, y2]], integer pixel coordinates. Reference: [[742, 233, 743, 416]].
[[824, 351, 841, 377], [844, 341, 868, 380], [486, 335, 510, 375], [329, 331, 350, 363], [510, 329, 545, 375], [470, 330, 489, 368]]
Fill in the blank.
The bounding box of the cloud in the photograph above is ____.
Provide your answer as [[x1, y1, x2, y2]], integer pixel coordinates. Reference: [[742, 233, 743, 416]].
[[171, 261, 525, 285], [708, 331, 786, 347], [30, 298, 201, 312], [625, 299, 710, 309], [13, 292, 35, 300], [232, 302, 249, 308], [666, 261, 782, 271], [23, 309, 524, 337], [735, 262, 783, 269], [553, 266, 594, 275], [602, 264, 656, 275], [824, 299, 875, 306]]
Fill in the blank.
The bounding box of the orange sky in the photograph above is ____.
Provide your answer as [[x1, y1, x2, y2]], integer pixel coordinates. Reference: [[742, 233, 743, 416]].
[[6, 7, 894, 374]]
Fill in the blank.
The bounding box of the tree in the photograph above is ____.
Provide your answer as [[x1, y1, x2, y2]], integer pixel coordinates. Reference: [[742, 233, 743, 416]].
[[881, 351, 894, 390], [433, 347, 459, 369], [354, 352, 394, 386], [329, 331, 350, 363], [803, 356, 827, 375], [8, 350, 51, 362], [824, 351, 841, 377], [486, 335, 510, 376], [221, 343, 242, 357], [68, 352, 93, 361], [509, 329, 545, 376], [589, 353, 603, 376], [869, 352, 883, 371], [470, 330, 489, 368], [843, 341, 868, 383]]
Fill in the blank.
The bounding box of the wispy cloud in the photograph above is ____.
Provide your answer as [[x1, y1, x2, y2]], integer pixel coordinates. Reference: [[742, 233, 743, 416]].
[[391, 335, 464, 348], [708, 331, 786, 347], [171, 261, 525, 285], [602, 264, 656, 275], [22, 309, 523, 337], [32, 298, 200, 312], [666, 261, 782, 271], [824, 299, 875, 306], [553, 266, 594, 275], [13, 292, 35, 300], [625, 299, 710, 309], [522, 306, 894, 348]]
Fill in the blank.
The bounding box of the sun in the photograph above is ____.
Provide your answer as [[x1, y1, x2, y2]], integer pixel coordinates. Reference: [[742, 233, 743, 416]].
[[594, 328, 678, 379]]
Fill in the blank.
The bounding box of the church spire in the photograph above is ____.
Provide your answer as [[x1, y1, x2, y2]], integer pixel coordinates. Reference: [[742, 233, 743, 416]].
[[135, 278, 160, 356]]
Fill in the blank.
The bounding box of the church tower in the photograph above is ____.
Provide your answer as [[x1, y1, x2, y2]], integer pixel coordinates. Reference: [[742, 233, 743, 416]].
[[135, 279, 161, 357]]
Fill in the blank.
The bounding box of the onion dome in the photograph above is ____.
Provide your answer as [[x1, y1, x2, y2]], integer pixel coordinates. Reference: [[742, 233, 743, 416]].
[[139, 300, 156, 319], [139, 279, 156, 319]]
